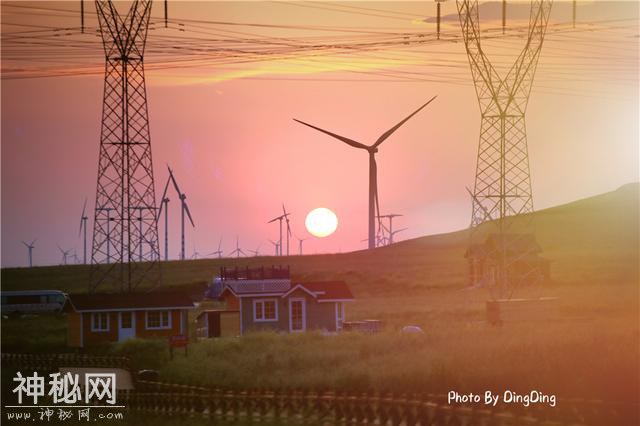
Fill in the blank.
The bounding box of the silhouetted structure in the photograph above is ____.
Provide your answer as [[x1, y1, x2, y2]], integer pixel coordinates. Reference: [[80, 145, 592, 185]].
[[457, 0, 552, 298], [294, 96, 436, 250], [90, 0, 161, 292]]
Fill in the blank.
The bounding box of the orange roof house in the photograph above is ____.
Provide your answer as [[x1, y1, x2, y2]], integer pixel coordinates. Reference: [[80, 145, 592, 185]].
[[65, 291, 195, 348]]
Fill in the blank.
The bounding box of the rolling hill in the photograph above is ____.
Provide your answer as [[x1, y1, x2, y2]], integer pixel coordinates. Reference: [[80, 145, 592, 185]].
[[1, 183, 637, 298]]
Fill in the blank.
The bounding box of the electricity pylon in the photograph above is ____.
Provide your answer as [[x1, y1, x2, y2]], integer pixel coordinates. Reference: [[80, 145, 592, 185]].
[[90, 0, 161, 293], [457, 0, 552, 298]]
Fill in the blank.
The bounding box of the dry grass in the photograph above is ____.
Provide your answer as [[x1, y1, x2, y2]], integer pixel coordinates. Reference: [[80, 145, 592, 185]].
[[1, 184, 638, 404]]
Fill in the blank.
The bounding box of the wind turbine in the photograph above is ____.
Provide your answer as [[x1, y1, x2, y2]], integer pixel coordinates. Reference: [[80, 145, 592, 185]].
[[207, 237, 223, 259], [228, 236, 247, 258], [268, 239, 280, 256], [248, 243, 261, 257], [389, 227, 408, 244], [294, 96, 437, 250], [22, 239, 36, 267], [72, 249, 81, 264], [78, 198, 88, 264], [57, 245, 72, 265], [377, 213, 403, 245], [157, 177, 171, 261], [158, 165, 195, 261], [296, 236, 308, 255], [282, 204, 292, 256], [268, 206, 290, 256]]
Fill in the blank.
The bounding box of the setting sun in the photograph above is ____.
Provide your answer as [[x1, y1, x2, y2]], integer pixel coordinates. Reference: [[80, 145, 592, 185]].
[[305, 208, 338, 238]]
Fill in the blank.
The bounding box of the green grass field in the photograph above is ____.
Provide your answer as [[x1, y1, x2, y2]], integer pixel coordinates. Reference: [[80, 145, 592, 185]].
[[2, 183, 638, 405]]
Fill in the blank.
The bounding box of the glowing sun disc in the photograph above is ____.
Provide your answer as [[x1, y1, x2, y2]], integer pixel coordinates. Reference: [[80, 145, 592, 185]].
[[305, 208, 338, 238]]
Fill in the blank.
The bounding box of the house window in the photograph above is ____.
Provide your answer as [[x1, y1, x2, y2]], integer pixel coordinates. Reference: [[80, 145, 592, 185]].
[[146, 310, 171, 330], [253, 299, 278, 322], [91, 313, 109, 332]]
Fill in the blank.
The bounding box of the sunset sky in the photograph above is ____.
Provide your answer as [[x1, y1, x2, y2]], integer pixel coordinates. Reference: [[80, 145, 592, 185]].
[[1, 1, 638, 267]]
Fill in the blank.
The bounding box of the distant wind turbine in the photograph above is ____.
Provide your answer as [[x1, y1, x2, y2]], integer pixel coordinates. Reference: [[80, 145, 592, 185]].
[[228, 236, 247, 258], [57, 245, 72, 265], [377, 213, 403, 245], [294, 95, 437, 250], [268, 239, 280, 256], [389, 227, 408, 243], [296, 236, 308, 255], [248, 243, 261, 257], [207, 237, 223, 259], [283, 204, 292, 256], [22, 239, 36, 267], [268, 206, 291, 256], [78, 198, 88, 264], [158, 165, 195, 261]]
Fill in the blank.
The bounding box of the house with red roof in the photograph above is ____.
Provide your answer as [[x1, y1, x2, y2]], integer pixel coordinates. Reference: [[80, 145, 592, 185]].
[[65, 291, 195, 348], [210, 266, 354, 334]]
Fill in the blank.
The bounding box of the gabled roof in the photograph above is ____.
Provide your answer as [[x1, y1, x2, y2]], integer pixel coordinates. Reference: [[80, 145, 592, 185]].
[[66, 291, 194, 313], [283, 281, 354, 301], [220, 280, 354, 302]]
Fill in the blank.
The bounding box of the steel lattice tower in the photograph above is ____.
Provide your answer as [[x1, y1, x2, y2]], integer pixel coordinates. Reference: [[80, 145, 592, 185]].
[[458, 0, 551, 228], [458, 0, 552, 298], [90, 0, 161, 293]]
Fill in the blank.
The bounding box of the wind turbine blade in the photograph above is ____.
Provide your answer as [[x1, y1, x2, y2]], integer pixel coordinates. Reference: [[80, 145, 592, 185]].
[[267, 216, 281, 224], [218, 237, 222, 251], [157, 173, 171, 219], [167, 165, 182, 196], [22, 241, 28, 248], [31, 239, 37, 246], [78, 198, 87, 237], [183, 202, 195, 227], [293, 119, 368, 150], [372, 95, 437, 148]]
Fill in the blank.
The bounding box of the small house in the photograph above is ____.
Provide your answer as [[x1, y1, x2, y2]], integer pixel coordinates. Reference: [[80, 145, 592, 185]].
[[465, 233, 550, 288], [65, 291, 195, 348], [212, 266, 354, 335]]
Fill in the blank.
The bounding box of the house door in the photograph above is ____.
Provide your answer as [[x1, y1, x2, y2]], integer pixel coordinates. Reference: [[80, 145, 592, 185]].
[[118, 312, 136, 342], [289, 298, 306, 332]]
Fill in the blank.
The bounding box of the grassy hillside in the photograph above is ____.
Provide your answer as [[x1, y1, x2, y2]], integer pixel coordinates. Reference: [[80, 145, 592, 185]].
[[1, 184, 638, 407], [2, 183, 637, 296]]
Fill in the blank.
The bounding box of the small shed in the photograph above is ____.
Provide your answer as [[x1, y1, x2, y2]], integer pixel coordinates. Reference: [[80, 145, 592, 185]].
[[196, 310, 240, 338]]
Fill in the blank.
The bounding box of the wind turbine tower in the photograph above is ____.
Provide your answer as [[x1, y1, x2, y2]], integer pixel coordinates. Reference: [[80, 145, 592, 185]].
[[158, 165, 195, 261], [58, 246, 72, 266], [228, 236, 247, 258], [22, 240, 36, 268], [207, 237, 223, 259], [78, 199, 88, 264], [90, 0, 161, 292], [283, 204, 292, 256], [268, 207, 290, 256], [297, 236, 308, 255], [294, 95, 436, 250]]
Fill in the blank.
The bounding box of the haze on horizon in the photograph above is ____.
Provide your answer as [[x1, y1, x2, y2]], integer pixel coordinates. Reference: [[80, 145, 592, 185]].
[[1, 1, 638, 268]]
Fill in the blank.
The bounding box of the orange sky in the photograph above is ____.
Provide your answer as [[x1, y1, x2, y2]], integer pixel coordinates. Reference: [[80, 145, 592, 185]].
[[1, 1, 638, 267]]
